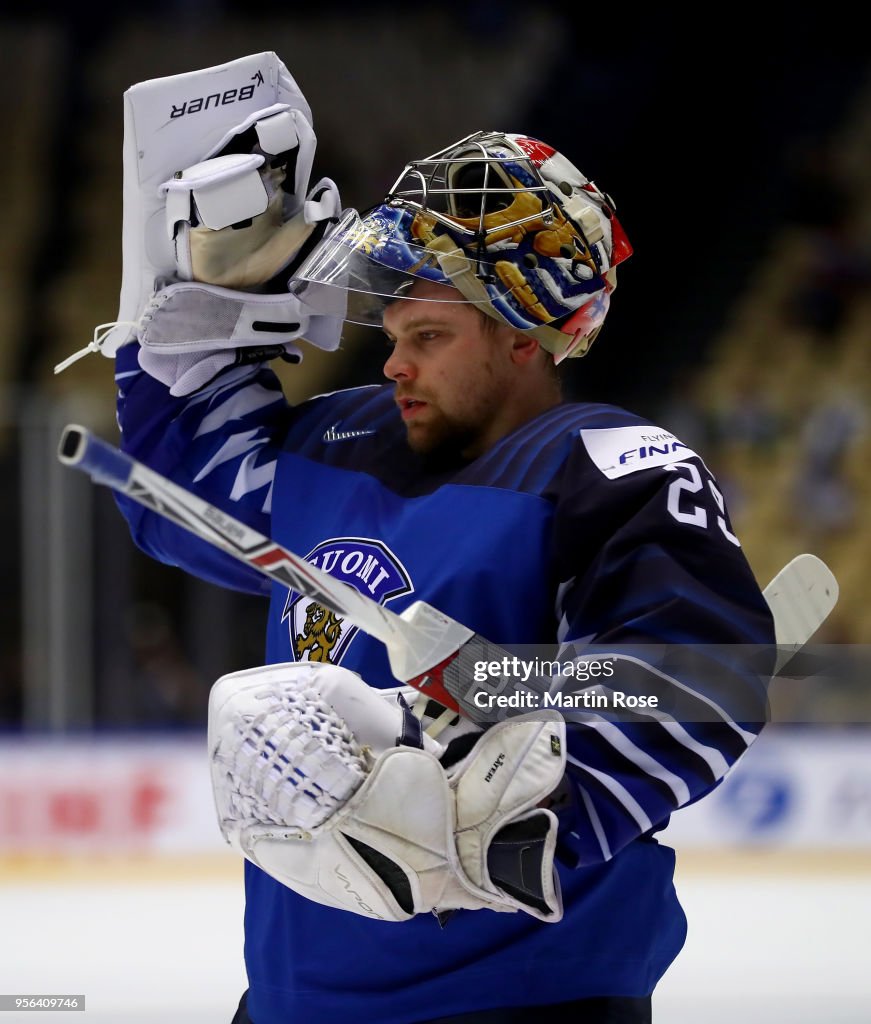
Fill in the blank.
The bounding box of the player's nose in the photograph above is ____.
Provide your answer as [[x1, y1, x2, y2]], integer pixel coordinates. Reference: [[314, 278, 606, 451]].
[[383, 341, 417, 382]]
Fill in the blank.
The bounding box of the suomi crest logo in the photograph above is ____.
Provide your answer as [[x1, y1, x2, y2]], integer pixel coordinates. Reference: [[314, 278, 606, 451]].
[[281, 538, 412, 665]]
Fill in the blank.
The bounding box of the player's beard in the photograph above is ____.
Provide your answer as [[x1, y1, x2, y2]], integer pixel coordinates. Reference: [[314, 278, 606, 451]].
[[404, 411, 474, 457], [402, 389, 504, 459]]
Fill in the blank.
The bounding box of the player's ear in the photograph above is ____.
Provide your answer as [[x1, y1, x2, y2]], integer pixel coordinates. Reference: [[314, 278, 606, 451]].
[[509, 331, 543, 367]]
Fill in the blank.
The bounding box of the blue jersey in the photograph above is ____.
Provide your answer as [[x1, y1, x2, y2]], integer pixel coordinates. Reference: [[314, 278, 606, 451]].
[[115, 343, 774, 1024]]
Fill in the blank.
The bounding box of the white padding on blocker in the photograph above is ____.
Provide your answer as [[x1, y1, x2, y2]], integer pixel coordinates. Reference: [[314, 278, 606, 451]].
[[254, 109, 297, 155], [162, 154, 269, 235], [100, 51, 315, 357]]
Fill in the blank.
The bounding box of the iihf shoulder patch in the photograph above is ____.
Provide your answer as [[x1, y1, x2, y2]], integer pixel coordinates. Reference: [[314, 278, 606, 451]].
[[580, 424, 699, 479]]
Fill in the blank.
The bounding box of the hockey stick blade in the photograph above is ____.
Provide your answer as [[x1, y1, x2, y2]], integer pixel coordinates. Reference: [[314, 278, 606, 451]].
[[765, 553, 838, 674], [58, 425, 837, 722]]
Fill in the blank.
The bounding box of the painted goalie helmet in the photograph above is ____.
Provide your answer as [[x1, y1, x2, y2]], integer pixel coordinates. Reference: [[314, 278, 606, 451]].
[[292, 130, 632, 361]]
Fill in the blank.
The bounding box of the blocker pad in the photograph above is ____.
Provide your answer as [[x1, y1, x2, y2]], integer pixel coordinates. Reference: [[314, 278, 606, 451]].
[[101, 51, 316, 357]]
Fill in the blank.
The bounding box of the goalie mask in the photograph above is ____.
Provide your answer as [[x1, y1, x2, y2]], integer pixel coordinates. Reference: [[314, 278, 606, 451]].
[[292, 131, 632, 362]]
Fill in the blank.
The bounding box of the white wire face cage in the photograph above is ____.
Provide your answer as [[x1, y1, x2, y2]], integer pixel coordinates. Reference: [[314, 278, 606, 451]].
[[292, 131, 631, 360], [384, 131, 561, 250]]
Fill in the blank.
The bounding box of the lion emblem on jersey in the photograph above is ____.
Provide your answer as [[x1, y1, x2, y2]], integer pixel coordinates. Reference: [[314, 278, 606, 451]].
[[281, 537, 413, 666], [294, 602, 344, 663]]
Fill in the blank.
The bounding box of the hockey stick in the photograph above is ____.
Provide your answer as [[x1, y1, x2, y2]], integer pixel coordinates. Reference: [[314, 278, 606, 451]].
[[58, 425, 838, 723], [767, 554, 838, 675]]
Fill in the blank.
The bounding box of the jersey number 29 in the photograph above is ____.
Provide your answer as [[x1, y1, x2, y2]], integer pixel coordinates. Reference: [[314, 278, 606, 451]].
[[664, 461, 740, 547]]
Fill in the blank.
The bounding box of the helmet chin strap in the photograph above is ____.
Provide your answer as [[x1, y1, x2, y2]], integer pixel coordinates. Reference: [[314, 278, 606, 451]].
[[421, 233, 510, 331]]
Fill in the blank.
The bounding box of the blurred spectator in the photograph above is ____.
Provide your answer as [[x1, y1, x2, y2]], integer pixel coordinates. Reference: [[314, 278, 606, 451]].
[[655, 367, 714, 453], [781, 139, 871, 339], [124, 602, 209, 727], [791, 386, 867, 535], [785, 216, 871, 338], [710, 367, 783, 454]]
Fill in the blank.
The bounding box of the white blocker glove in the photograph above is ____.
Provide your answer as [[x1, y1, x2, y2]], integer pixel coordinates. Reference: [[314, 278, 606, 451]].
[[54, 52, 345, 387], [208, 662, 567, 923], [134, 107, 344, 395]]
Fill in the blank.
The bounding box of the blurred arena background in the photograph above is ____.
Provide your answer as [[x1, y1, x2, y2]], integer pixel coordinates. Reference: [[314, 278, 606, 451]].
[[0, 4, 870, 1021]]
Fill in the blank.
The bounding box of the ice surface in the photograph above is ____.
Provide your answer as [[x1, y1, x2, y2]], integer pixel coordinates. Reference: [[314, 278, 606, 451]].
[[1, 861, 869, 1023]]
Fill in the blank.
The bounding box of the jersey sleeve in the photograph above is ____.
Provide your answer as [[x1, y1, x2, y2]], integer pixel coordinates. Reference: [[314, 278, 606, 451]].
[[113, 342, 292, 595], [547, 424, 776, 867]]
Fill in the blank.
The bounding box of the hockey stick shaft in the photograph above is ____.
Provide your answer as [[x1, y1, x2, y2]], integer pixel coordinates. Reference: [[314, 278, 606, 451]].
[[58, 425, 837, 720], [59, 425, 481, 716], [57, 425, 418, 652]]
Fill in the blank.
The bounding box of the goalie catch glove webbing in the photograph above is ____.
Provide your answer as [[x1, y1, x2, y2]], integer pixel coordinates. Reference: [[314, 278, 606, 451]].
[[209, 663, 566, 923]]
